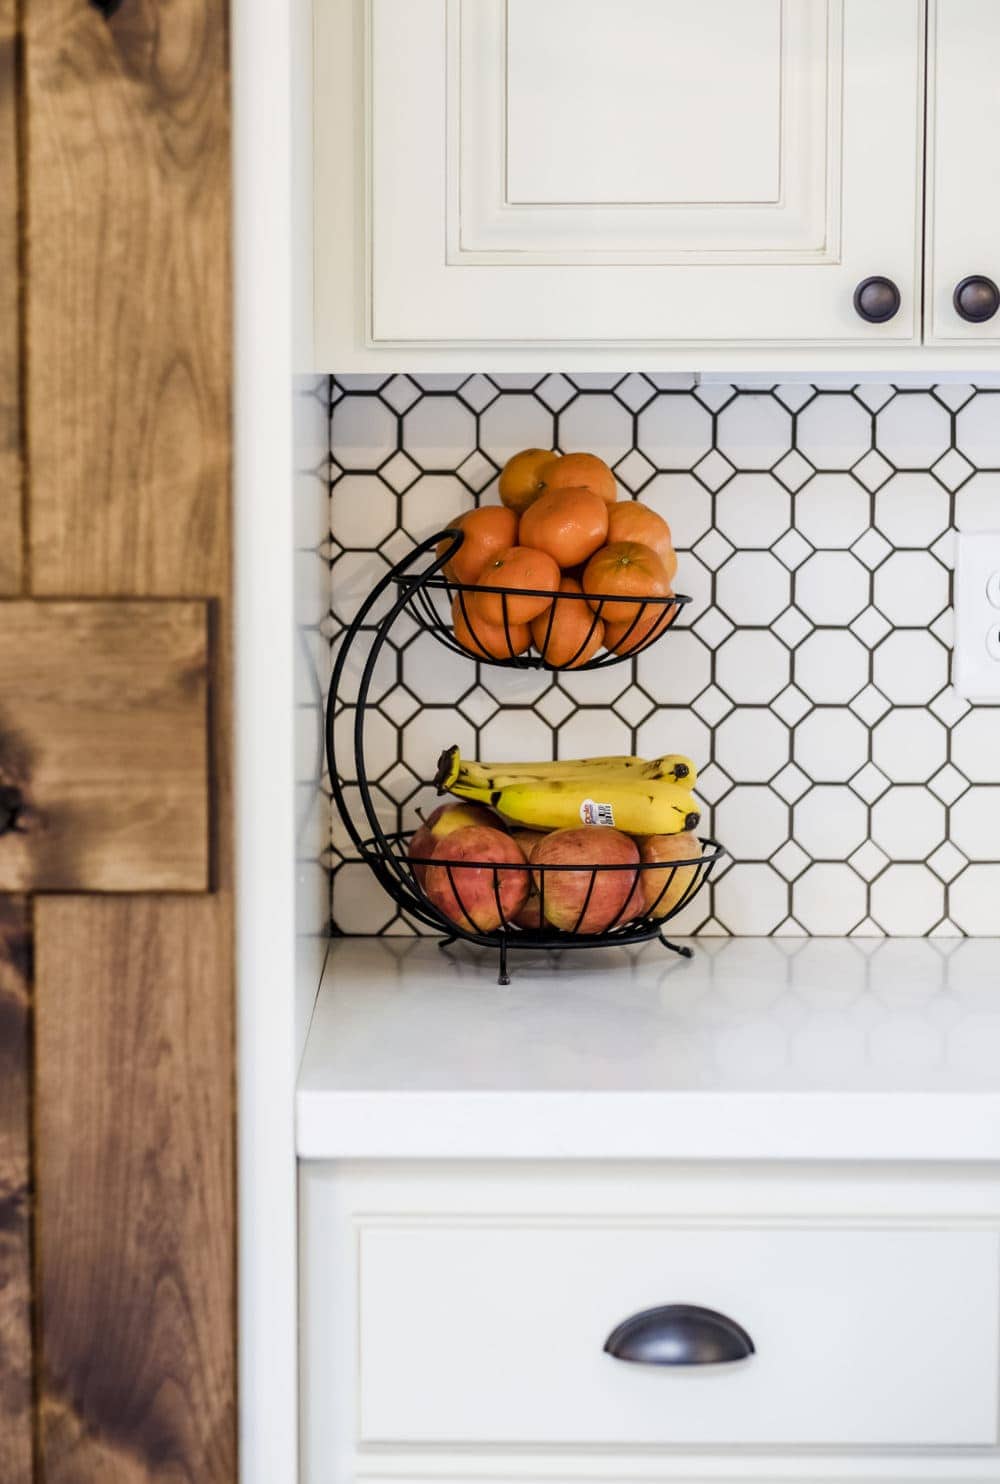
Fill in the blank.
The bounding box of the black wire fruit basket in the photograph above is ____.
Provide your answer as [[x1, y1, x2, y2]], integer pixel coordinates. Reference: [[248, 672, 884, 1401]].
[[327, 530, 725, 983], [394, 528, 691, 669]]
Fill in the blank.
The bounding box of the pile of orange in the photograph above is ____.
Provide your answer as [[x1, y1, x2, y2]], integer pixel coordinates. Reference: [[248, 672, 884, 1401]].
[[439, 449, 679, 667]]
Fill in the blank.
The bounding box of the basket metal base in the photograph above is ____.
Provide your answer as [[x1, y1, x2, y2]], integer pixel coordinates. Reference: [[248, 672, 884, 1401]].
[[438, 927, 696, 985]]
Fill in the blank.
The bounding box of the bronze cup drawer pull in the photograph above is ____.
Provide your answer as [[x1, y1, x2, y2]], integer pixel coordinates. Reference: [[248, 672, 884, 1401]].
[[604, 1304, 755, 1367]]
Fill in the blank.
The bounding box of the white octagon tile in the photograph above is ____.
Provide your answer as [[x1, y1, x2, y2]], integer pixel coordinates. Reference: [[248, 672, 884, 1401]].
[[715, 709, 790, 783], [643, 474, 713, 549], [874, 473, 952, 547], [714, 786, 789, 861], [794, 474, 872, 550], [873, 632, 949, 705], [956, 392, 1000, 469], [873, 552, 950, 627], [478, 709, 555, 763], [955, 473, 1000, 532], [557, 707, 634, 760], [558, 393, 633, 465], [950, 787, 1000, 860], [796, 394, 872, 471], [636, 631, 712, 704], [478, 393, 555, 465], [402, 397, 476, 470], [714, 863, 788, 934], [875, 393, 951, 470], [329, 474, 397, 550], [716, 551, 790, 626], [872, 709, 948, 783], [637, 394, 713, 470], [870, 865, 945, 936], [950, 865, 1000, 934], [795, 551, 870, 625], [793, 864, 867, 934], [793, 785, 868, 859], [794, 631, 869, 704], [871, 787, 946, 860], [794, 708, 868, 783], [331, 395, 398, 470], [402, 474, 476, 538], [952, 710, 1000, 783], [716, 394, 793, 470], [715, 474, 791, 549], [715, 631, 790, 704]]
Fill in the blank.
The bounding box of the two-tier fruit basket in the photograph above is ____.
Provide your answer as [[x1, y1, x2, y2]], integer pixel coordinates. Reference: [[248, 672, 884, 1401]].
[[326, 519, 725, 984]]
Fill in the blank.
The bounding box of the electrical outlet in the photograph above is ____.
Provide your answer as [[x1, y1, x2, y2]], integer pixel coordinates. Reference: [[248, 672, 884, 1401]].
[[955, 532, 1000, 701]]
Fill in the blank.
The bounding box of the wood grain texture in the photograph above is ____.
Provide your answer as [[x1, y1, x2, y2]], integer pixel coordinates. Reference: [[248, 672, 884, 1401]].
[[0, 899, 33, 1484], [0, 0, 21, 595], [34, 896, 235, 1484], [24, 0, 230, 597], [0, 600, 210, 891]]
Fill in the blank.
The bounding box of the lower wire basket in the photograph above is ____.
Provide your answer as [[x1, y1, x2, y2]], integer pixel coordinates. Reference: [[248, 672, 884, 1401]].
[[362, 830, 726, 984]]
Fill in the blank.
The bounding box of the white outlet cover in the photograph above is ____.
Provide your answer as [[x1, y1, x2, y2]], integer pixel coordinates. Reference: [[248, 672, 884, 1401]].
[[955, 531, 1000, 701]]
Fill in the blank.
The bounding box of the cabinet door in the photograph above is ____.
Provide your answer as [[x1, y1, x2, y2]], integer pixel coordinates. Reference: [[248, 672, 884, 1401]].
[[360, 0, 923, 351], [925, 0, 1000, 345]]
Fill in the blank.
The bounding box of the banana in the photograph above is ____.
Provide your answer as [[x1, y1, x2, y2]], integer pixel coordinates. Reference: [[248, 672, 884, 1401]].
[[435, 745, 697, 794], [446, 774, 701, 837]]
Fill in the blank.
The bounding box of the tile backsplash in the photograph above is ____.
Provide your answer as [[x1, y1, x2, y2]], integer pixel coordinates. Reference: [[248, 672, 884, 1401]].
[[327, 374, 1000, 938]]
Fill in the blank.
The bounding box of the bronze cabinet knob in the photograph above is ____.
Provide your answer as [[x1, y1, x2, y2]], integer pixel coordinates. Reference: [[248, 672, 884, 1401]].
[[853, 277, 902, 324], [954, 275, 1000, 323]]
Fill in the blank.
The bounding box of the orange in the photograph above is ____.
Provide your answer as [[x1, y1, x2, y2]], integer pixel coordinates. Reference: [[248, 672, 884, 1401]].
[[452, 595, 531, 660], [531, 577, 605, 668], [540, 451, 617, 507], [606, 501, 674, 568], [498, 448, 552, 515], [582, 541, 671, 624], [604, 601, 679, 655], [438, 506, 518, 586], [469, 546, 560, 627], [518, 486, 609, 569]]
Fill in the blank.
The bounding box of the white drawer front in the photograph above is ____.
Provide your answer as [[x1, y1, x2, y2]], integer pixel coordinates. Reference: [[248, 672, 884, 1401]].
[[359, 1223, 999, 1448]]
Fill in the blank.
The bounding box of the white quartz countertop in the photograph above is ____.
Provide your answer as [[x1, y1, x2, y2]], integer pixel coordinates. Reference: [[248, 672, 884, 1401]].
[[297, 935, 1000, 1162]]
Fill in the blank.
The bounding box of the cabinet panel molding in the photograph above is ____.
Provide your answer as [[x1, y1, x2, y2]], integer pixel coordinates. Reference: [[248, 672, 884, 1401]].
[[34, 896, 235, 1484], [0, 600, 210, 892], [457, 0, 842, 264]]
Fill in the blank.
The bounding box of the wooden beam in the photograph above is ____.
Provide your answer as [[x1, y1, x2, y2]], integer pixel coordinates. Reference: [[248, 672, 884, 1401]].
[[0, 0, 22, 595], [0, 600, 210, 892], [0, 899, 33, 1484], [24, 0, 231, 598], [34, 896, 235, 1483]]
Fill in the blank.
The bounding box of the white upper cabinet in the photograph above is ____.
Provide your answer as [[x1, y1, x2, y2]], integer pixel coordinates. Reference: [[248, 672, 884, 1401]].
[[925, 0, 1000, 347], [314, 0, 998, 369]]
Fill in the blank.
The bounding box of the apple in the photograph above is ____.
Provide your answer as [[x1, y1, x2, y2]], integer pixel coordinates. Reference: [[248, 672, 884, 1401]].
[[531, 827, 640, 934], [639, 831, 702, 920], [408, 802, 504, 885], [509, 828, 547, 929], [424, 825, 530, 932]]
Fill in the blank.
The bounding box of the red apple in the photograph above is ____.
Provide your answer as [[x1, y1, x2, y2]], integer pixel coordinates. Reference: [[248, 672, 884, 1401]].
[[639, 831, 702, 920], [509, 828, 548, 929], [408, 802, 505, 885], [424, 825, 530, 932], [532, 827, 640, 934]]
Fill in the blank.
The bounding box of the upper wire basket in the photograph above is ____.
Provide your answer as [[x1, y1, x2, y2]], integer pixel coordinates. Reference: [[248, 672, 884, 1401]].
[[393, 529, 692, 670]]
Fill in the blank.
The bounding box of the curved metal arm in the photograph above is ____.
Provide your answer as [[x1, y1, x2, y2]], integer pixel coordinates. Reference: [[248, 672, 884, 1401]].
[[326, 530, 464, 923], [604, 1304, 754, 1367]]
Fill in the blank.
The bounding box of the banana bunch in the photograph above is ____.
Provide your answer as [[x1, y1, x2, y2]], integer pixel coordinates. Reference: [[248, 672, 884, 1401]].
[[435, 745, 697, 793], [435, 746, 701, 837]]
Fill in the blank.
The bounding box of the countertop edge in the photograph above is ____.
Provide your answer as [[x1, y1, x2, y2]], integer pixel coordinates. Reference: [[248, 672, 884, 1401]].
[[296, 1089, 1000, 1163]]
